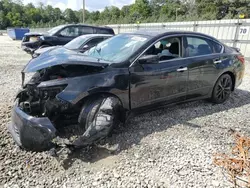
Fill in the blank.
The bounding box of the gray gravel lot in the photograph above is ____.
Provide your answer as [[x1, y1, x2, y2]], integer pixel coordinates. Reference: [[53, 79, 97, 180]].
[[1, 35, 250, 188]]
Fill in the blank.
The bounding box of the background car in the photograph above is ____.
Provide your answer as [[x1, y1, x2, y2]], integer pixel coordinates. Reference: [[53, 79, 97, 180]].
[[32, 34, 113, 58], [21, 24, 115, 54], [9, 30, 245, 151]]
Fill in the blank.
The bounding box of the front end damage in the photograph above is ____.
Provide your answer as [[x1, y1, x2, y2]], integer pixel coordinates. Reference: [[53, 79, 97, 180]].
[[8, 102, 57, 151], [8, 59, 120, 152]]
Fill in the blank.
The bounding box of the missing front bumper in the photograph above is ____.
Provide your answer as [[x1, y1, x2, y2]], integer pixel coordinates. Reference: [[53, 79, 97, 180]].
[[8, 104, 57, 151]]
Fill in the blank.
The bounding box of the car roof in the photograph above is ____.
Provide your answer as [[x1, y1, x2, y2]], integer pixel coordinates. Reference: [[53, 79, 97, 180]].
[[131, 29, 218, 41], [60, 24, 113, 30], [78, 34, 113, 38]]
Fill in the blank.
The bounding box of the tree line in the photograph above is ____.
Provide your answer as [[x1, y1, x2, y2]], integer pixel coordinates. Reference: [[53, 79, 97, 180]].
[[0, 0, 250, 29]]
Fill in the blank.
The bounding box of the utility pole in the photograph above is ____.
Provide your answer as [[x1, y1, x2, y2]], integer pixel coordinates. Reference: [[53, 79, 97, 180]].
[[176, 8, 181, 22], [82, 0, 85, 23]]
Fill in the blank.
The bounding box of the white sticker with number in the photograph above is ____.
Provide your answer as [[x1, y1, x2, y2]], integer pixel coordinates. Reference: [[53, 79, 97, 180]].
[[239, 27, 249, 35]]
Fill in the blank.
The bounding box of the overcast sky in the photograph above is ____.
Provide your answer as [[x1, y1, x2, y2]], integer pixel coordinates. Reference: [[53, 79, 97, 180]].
[[23, 0, 135, 11]]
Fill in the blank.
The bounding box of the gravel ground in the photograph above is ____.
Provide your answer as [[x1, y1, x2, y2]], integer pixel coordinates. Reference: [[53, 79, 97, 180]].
[[1, 35, 250, 188]]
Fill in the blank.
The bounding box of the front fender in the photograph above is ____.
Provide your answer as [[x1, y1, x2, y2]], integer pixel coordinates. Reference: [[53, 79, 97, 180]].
[[55, 69, 130, 109]]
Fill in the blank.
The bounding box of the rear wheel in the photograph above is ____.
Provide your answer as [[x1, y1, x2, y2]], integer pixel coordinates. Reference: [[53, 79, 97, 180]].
[[211, 74, 233, 104]]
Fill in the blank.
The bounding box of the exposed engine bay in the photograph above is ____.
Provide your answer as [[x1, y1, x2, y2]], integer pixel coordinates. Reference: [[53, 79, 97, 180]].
[[18, 65, 103, 125]]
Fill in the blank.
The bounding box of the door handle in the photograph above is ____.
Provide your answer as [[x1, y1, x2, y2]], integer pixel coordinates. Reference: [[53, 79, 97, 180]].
[[177, 67, 188, 72], [214, 59, 222, 64]]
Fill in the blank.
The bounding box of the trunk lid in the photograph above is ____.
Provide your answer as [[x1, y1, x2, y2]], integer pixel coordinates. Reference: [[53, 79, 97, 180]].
[[22, 32, 46, 42]]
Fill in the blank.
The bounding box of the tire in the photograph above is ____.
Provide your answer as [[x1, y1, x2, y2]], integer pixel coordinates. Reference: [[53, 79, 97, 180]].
[[78, 96, 121, 134], [211, 74, 233, 104], [73, 96, 122, 148]]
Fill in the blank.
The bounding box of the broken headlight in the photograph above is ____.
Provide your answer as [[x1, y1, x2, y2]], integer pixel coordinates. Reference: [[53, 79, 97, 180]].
[[39, 85, 67, 100]]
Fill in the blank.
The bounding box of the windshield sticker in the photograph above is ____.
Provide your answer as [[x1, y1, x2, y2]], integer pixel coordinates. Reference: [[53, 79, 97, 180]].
[[131, 36, 147, 42], [124, 41, 138, 47]]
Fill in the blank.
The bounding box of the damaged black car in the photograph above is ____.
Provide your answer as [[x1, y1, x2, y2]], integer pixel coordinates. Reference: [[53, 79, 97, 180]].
[[8, 30, 245, 151]]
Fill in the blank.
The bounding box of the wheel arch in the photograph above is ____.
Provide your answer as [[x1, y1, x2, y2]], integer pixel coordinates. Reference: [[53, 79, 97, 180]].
[[77, 92, 123, 106], [76, 92, 127, 122]]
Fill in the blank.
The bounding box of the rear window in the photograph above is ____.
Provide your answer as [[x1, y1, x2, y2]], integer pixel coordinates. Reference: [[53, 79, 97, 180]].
[[96, 28, 114, 34], [212, 42, 223, 53], [78, 27, 94, 35]]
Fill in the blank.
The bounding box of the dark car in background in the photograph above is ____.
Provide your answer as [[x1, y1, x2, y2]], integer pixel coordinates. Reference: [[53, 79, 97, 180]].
[[9, 30, 245, 152], [21, 24, 115, 54], [32, 34, 113, 58]]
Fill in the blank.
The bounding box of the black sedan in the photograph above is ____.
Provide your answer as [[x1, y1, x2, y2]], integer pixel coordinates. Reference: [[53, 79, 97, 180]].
[[32, 34, 113, 58], [21, 24, 115, 54], [8, 30, 245, 151]]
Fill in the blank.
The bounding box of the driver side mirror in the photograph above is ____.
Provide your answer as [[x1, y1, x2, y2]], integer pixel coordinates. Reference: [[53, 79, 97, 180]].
[[79, 45, 90, 53], [138, 55, 159, 64], [82, 45, 89, 49]]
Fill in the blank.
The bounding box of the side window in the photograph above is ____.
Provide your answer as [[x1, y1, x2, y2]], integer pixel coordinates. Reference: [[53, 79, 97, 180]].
[[60, 27, 79, 37], [85, 38, 104, 48], [97, 28, 112, 34], [144, 37, 181, 61], [185, 37, 212, 57], [212, 42, 223, 53], [78, 27, 93, 35]]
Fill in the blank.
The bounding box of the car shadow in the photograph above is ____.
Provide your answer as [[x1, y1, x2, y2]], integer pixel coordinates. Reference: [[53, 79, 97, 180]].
[[60, 88, 250, 170]]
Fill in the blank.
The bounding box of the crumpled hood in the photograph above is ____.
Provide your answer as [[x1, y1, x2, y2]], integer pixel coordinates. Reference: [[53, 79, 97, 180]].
[[23, 47, 111, 73]]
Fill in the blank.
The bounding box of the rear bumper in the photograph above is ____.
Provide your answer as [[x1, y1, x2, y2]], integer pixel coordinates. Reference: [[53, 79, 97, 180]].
[[235, 64, 245, 88], [8, 101, 57, 151]]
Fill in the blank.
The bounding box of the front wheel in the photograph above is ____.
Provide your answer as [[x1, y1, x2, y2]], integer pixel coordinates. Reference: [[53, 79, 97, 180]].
[[73, 96, 122, 148], [211, 74, 233, 104]]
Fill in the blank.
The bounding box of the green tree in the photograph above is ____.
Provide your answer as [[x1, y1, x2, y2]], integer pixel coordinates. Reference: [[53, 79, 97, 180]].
[[0, 0, 250, 29], [64, 8, 78, 23], [130, 0, 151, 22], [109, 6, 120, 23], [0, 10, 8, 29]]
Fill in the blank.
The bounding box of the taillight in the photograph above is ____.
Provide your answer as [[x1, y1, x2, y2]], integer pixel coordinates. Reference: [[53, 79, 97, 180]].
[[237, 55, 245, 64]]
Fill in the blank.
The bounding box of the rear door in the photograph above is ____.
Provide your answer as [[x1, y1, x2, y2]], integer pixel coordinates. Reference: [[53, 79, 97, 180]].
[[78, 26, 94, 35], [183, 35, 224, 99]]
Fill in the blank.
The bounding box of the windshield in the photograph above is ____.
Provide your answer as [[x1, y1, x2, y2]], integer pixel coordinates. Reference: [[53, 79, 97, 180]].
[[47, 25, 65, 35], [84, 34, 149, 63], [64, 36, 89, 50]]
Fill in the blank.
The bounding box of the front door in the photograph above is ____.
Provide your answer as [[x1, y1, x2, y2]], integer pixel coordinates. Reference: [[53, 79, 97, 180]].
[[56, 26, 79, 45], [129, 36, 188, 109]]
